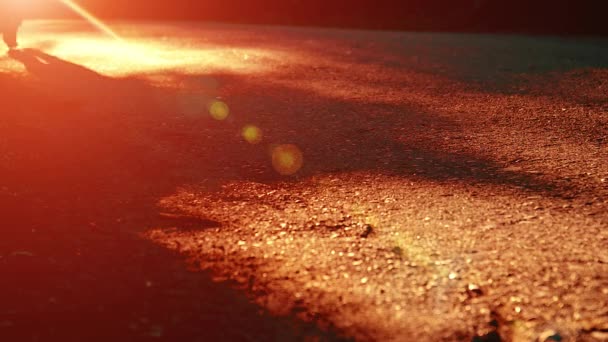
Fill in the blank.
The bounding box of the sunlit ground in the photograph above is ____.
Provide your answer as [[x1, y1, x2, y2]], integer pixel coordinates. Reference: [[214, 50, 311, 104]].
[[1, 20, 288, 81]]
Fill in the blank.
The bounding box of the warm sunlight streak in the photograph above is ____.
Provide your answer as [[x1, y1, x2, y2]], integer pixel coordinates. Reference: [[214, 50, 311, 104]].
[[59, 0, 122, 41]]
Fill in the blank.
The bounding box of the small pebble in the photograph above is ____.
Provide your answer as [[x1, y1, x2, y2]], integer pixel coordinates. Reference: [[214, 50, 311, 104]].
[[467, 283, 483, 297], [538, 329, 562, 342]]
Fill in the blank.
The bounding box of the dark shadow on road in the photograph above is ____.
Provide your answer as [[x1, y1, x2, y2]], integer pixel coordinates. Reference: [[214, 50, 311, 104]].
[[282, 31, 608, 88]]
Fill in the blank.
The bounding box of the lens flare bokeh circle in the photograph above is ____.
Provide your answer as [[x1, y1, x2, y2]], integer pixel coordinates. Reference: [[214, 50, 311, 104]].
[[209, 100, 230, 120], [271, 144, 303, 175], [242, 125, 263, 144]]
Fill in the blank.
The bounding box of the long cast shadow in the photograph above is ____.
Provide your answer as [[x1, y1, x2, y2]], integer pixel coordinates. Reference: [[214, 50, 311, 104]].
[[0, 49, 350, 341]]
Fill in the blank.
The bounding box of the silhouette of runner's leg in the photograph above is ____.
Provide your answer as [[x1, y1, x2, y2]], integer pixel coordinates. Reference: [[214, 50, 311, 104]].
[[2, 21, 21, 49]]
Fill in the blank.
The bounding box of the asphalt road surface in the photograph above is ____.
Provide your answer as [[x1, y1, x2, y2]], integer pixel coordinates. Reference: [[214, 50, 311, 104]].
[[1, 20, 607, 341]]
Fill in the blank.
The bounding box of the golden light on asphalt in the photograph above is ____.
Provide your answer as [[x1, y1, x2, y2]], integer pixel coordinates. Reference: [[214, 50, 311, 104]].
[[242, 125, 263, 144], [59, 0, 122, 41], [272, 144, 303, 175], [10, 22, 288, 79], [209, 100, 230, 120]]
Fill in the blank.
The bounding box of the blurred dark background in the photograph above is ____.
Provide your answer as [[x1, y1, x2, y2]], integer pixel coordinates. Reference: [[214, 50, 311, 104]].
[[37, 0, 608, 35]]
